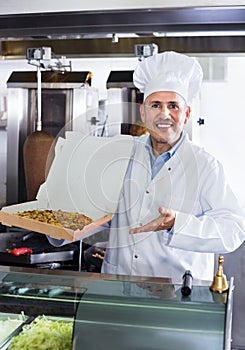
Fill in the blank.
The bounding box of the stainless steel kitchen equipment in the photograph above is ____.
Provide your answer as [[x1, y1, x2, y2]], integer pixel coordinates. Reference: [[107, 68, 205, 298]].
[[0, 230, 79, 269], [0, 266, 234, 350], [106, 70, 143, 136], [6, 71, 92, 205], [22, 47, 73, 201]]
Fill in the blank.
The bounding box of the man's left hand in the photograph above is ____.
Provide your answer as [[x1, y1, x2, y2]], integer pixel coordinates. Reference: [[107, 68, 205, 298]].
[[129, 207, 176, 234]]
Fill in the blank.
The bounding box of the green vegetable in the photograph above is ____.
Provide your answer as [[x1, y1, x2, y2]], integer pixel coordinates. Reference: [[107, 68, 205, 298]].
[[8, 315, 73, 350]]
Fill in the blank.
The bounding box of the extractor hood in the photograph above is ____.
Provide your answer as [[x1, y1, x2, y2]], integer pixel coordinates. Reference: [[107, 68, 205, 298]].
[[0, 6, 245, 57], [0, 7, 245, 39]]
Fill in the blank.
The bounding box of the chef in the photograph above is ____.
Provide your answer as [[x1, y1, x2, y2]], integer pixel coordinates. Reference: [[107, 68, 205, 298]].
[[100, 51, 245, 281], [48, 51, 245, 282]]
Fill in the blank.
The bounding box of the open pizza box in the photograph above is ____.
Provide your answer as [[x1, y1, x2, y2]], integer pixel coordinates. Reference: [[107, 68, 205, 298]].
[[0, 132, 135, 241]]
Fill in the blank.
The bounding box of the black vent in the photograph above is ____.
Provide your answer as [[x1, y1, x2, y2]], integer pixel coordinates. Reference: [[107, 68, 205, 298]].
[[7, 71, 92, 88], [106, 71, 135, 89]]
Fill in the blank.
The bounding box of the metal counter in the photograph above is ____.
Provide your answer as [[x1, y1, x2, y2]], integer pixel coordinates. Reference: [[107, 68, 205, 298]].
[[74, 279, 233, 350], [0, 266, 233, 350]]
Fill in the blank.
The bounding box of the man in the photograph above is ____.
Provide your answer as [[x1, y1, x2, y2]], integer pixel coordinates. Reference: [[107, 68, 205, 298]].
[[101, 51, 245, 281]]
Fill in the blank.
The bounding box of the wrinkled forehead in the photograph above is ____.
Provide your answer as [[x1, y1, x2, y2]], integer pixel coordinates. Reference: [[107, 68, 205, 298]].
[[144, 91, 187, 106]]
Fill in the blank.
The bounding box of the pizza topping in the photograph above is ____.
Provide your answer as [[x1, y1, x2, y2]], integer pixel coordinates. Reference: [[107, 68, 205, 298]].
[[15, 209, 93, 231]]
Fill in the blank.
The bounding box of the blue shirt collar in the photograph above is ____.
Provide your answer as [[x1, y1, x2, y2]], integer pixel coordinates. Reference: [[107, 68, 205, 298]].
[[145, 131, 185, 160]]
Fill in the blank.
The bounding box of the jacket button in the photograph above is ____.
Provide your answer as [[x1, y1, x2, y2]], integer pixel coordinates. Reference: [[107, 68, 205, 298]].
[[146, 190, 149, 194], [134, 254, 138, 259]]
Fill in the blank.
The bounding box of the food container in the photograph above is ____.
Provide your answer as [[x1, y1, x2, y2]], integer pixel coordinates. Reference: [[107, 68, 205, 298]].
[[0, 132, 134, 241], [0, 312, 29, 349], [5, 315, 74, 350]]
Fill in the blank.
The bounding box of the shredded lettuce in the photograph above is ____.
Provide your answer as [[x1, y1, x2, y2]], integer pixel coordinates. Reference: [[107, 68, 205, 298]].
[[8, 315, 73, 350]]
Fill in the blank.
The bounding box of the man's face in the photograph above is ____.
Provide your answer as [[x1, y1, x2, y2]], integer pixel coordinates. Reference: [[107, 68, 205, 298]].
[[140, 91, 190, 149]]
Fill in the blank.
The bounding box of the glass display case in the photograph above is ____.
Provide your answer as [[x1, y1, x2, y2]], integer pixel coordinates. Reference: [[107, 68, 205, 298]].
[[0, 266, 233, 350]]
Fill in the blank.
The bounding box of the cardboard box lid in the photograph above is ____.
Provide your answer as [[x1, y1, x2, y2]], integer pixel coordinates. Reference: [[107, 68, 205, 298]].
[[37, 132, 135, 219]]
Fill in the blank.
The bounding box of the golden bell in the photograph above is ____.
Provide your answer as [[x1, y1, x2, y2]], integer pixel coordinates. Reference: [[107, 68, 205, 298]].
[[210, 255, 229, 293]]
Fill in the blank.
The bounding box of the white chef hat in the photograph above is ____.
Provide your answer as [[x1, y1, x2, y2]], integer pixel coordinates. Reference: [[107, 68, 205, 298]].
[[133, 51, 203, 104]]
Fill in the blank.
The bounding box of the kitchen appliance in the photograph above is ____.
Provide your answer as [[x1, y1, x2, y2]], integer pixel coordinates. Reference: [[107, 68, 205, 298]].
[[0, 230, 79, 270], [106, 70, 143, 136], [23, 49, 56, 201], [0, 266, 234, 350], [6, 70, 93, 205]]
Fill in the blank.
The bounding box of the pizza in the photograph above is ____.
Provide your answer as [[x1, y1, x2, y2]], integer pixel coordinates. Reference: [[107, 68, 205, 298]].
[[15, 209, 93, 231]]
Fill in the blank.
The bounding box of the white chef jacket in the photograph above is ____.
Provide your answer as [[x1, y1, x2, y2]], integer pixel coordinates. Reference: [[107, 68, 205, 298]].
[[101, 133, 245, 282]]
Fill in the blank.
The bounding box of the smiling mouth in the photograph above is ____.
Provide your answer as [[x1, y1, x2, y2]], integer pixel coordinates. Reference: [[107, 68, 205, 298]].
[[155, 122, 173, 129]]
